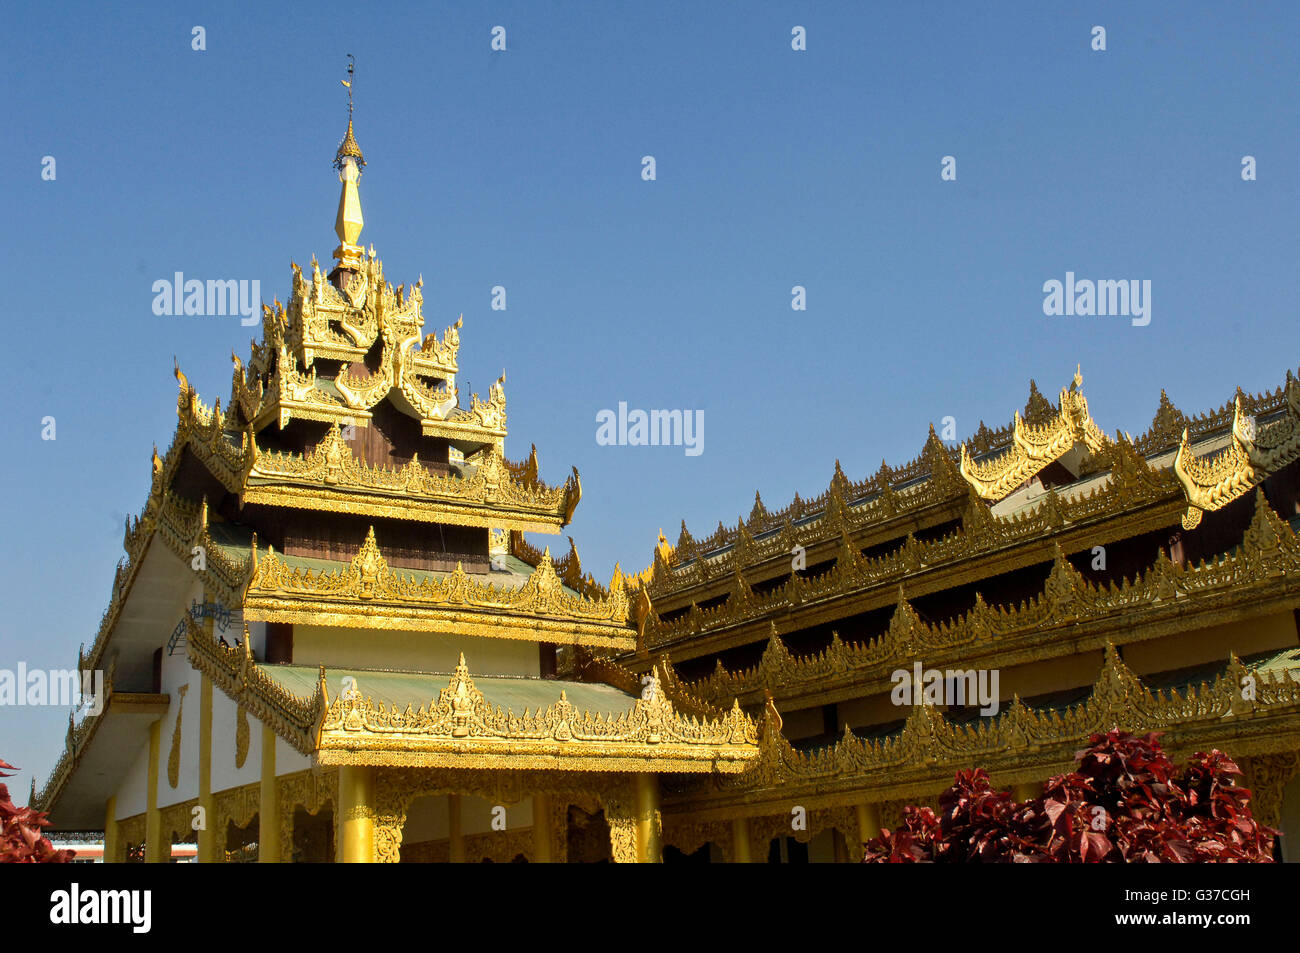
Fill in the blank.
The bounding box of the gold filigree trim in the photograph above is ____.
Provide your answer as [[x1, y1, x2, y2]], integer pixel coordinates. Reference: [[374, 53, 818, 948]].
[[244, 528, 633, 646], [1175, 374, 1300, 528], [960, 371, 1109, 500], [315, 653, 759, 772]]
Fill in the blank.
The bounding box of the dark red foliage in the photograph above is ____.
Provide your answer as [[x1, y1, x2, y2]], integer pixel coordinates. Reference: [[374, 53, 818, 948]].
[[862, 730, 1276, 863], [0, 759, 74, 863]]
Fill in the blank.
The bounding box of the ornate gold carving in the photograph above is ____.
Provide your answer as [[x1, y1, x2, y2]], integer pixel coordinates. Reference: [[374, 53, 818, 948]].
[[1175, 374, 1300, 528], [159, 798, 198, 847], [245, 529, 634, 648], [1237, 752, 1300, 828], [243, 425, 581, 530], [602, 788, 639, 864], [167, 684, 188, 789], [662, 818, 733, 862], [676, 493, 1300, 706], [213, 782, 261, 859], [960, 371, 1108, 500], [316, 654, 759, 772], [186, 621, 321, 755], [684, 638, 1300, 814], [278, 769, 337, 863], [640, 440, 1183, 652], [235, 704, 250, 769], [372, 767, 612, 863]]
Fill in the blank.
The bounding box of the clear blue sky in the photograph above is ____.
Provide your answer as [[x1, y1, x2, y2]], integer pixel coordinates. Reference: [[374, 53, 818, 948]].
[[3, 1, 1297, 800]]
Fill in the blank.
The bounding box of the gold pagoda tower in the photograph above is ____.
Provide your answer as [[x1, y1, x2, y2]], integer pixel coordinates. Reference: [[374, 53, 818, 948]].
[[35, 75, 758, 863]]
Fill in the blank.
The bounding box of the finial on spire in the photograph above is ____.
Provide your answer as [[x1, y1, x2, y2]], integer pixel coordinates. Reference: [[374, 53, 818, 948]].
[[331, 54, 366, 277], [333, 54, 365, 173]]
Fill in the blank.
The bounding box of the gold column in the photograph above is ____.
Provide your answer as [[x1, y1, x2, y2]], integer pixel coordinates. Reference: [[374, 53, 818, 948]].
[[144, 721, 163, 862], [634, 773, 662, 863], [258, 726, 280, 862], [103, 796, 120, 864], [732, 816, 752, 863], [197, 675, 215, 863], [448, 794, 466, 863], [856, 802, 881, 853], [337, 765, 375, 863], [533, 793, 554, 863]]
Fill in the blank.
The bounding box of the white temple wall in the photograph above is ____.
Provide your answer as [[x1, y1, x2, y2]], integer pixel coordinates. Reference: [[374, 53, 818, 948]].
[[292, 624, 540, 677], [209, 680, 263, 793], [155, 650, 202, 807], [114, 741, 150, 820]]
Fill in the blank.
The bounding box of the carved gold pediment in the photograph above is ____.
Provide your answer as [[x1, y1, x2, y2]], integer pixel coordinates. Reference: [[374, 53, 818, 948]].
[[960, 373, 1109, 500], [1175, 374, 1300, 529], [314, 654, 759, 772]]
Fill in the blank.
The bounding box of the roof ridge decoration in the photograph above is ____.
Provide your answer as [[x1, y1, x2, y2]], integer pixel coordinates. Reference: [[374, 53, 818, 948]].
[[229, 261, 488, 437], [641, 429, 965, 588], [959, 369, 1109, 500], [636, 368, 1300, 602], [244, 424, 580, 528], [1136, 377, 1289, 457], [672, 491, 1300, 704], [309, 653, 760, 771], [570, 648, 725, 722], [1174, 371, 1300, 528], [184, 619, 325, 754], [713, 637, 1300, 802], [509, 531, 609, 599], [244, 529, 634, 646], [634, 433, 1181, 614], [163, 372, 578, 529]]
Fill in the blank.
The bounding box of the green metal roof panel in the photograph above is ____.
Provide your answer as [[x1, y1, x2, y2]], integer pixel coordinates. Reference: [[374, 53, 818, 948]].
[[261, 663, 640, 716]]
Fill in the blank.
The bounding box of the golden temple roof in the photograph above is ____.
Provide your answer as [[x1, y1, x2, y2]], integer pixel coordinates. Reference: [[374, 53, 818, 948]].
[[634, 367, 1300, 605], [182, 628, 760, 774]]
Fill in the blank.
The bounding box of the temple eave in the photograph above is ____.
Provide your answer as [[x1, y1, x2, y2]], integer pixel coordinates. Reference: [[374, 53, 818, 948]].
[[239, 602, 636, 648], [313, 743, 757, 773]]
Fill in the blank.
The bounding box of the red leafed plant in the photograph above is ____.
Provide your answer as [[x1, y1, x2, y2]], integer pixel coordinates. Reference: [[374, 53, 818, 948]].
[[863, 730, 1276, 863], [0, 759, 74, 863]]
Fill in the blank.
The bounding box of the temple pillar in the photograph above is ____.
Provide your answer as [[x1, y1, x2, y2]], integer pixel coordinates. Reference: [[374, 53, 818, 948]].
[[448, 794, 466, 863], [533, 793, 554, 863], [338, 765, 375, 863], [145, 721, 163, 862], [103, 796, 120, 864], [197, 676, 215, 863], [732, 816, 752, 863], [258, 726, 280, 862], [634, 773, 662, 863], [856, 801, 880, 854]]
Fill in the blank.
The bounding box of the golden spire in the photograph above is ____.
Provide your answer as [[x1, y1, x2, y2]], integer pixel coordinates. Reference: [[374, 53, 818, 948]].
[[332, 54, 366, 274]]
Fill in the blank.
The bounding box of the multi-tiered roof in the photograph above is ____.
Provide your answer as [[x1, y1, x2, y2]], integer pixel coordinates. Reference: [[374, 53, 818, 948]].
[[38, 98, 760, 829]]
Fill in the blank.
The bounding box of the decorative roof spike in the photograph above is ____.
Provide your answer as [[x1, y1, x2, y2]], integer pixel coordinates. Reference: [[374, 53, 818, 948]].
[[331, 55, 366, 273], [1023, 379, 1056, 424], [676, 519, 694, 551], [829, 458, 851, 497]]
